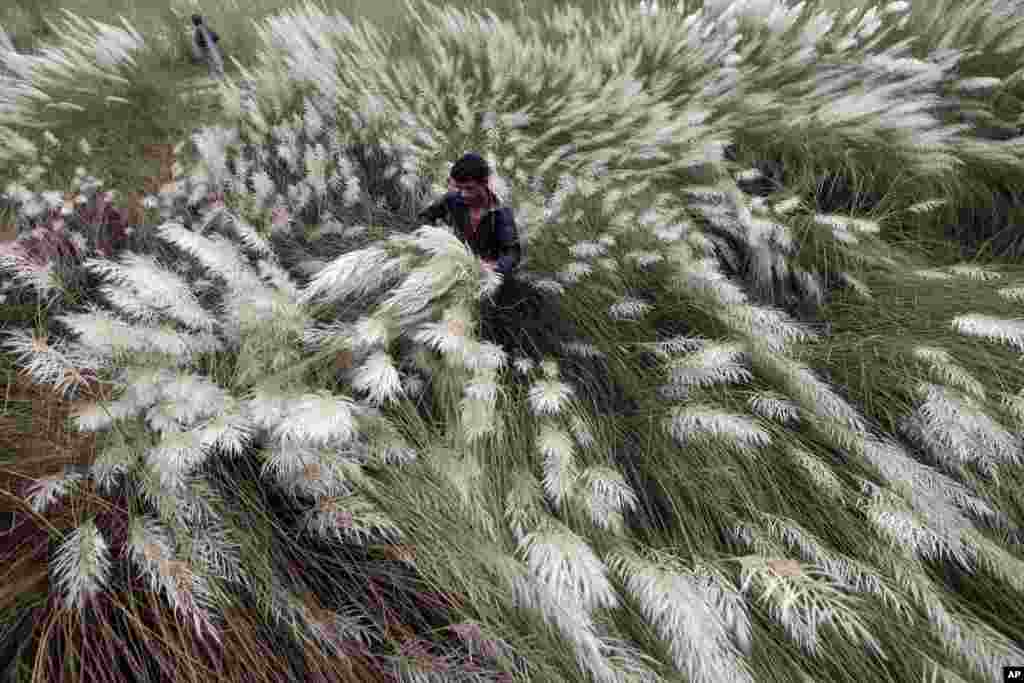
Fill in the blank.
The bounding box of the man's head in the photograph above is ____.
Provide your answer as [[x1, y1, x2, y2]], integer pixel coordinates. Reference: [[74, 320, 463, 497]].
[[191, 14, 204, 26], [449, 152, 493, 208]]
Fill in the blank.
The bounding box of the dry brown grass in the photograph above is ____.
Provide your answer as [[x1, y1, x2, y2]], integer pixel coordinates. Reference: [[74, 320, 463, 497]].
[[0, 220, 17, 243], [0, 368, 112, 612], [141, 141, 177, 197], [0, 369, 105, 680], [0, 369, 410, 683], [25, 585, 393, 683], [0, 368, 108, 482]]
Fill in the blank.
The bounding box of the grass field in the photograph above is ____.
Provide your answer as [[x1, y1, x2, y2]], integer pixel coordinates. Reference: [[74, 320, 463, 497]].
[[2, 0, 1024, 681]]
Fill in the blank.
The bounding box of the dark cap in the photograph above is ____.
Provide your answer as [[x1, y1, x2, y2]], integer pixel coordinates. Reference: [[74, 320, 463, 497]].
[[449, 152, 491, 182]]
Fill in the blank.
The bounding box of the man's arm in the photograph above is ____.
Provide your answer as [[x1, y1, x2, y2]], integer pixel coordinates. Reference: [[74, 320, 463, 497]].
[[418, 192, 457, 225], [493, 208, 521, 275]]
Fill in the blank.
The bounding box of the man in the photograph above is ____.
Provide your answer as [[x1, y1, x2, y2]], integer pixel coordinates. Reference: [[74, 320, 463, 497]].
[[190, 14, 221, 69], [418, 152, 521, 277], [418, 153, 543, 354]]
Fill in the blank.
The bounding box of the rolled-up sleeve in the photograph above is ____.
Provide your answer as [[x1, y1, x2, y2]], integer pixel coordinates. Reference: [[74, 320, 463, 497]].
[[494, 208, 521, 275]]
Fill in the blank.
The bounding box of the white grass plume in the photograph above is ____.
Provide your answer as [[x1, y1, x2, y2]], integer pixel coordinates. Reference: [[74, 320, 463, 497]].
[[607, 548, 756, 683], [569, 240, 608, 259], [528, 377, 575, 416], [519, 520, 618, 612], [0, 246, 61, 298], [722, 304, 818, 352], [860, 437, 1001, 525], [247, 389, 359, 448], [996, 283, 1024, 303], [951, 314, 1024, 352], [461, 368, 501, 443], [666, 342, 753, 391], [736, 554, 884, 658], [908, 382, 1022, 476], [73, 365, 174, 431], [0, 11, 146, 127], [58, 306, 202, 360], [378, 259, 468, 321], [351, 350, 405, 406], [307, 493, 403, 545], [502, 553, 620, 683], [144, 371, 233, 430], [744, 514, 913, 622], [860, 486, 975, 569], [412, 306, 475, 359], [674, 559, 752, 658], [665, 404, 771, 451], [947, 264, 1002, 281], [912, 346, 986, 400], [905, 199, 947, 214], [24, 472, 84, 514], [90, 442, 136, 492], [125, 514, 222, 640], [574, 465, 638, 534], [562, 340, 606, 359], [157, 222, 256, 292], [461, 339, 508, 373], [192, 400, 253, 457], [145, 428, 213, 489], [504, 469, 547, 544], [609, 297, 654, 321], [262, 442, 341, 496], [759, 350, 866, 435], [537, 422, 580, 510], [53, 519, 112, 611], [788, 447, 845, 500], [1, 328, 101, 399], [748, 391, 800, 424]]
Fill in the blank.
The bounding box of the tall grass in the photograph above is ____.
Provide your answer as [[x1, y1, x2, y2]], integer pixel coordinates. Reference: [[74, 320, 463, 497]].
[[2, 0, 1024, 681]]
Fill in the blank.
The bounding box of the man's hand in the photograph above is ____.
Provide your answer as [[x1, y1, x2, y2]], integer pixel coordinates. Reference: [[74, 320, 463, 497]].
[[481, 259, 497, 272]]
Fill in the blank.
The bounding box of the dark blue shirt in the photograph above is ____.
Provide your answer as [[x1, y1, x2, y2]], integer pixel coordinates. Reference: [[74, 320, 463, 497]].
[[418, 192, 522, 276]]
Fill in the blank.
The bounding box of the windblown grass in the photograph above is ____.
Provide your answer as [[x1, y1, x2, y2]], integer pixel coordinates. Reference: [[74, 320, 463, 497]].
[[2, 0, 1024, 682]]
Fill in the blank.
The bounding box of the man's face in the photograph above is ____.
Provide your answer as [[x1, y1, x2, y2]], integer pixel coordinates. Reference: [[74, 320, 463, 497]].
[[451, 178, 489, 207]]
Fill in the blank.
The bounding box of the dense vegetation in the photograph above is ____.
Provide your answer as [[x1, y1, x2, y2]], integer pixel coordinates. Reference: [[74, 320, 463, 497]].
[[2, 0, 1024, 681]]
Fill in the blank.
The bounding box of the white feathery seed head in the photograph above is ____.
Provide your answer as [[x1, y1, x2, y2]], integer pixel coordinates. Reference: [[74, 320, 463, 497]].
[[748, 391, 800, 424], [24, 472, 84, 514], [537, 422, 580, 509], [948, 264, 1002, 281], [607, 548, 757, 683], [575, 465, 638, 534], [519, 520, 619, 613], [53, 519, 112, 611], [665, 404, 772, 451], [951, 314, 1024, 352], [667, 342, 753, 390], [351, 350, 404, 406], [995, 284, 1024, 303], [528, 377, 575, 416]]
